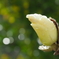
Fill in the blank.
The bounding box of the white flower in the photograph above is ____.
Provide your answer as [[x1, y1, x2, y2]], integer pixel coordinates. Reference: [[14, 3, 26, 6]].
[[26, 13, 57, 46]]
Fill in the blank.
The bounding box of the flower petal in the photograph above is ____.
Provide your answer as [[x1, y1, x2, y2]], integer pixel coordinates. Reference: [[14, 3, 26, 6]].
[[26, 13, 57, 46]]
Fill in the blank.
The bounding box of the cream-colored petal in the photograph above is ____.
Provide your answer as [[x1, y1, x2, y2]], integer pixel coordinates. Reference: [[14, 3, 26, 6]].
[[26, 13, 57, 46], [38, 44, 57, 51], [38, 45, 52, 51]]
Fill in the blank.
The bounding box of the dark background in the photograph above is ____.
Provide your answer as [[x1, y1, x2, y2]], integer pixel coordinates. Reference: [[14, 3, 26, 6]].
[[0, 0, 59, 59]]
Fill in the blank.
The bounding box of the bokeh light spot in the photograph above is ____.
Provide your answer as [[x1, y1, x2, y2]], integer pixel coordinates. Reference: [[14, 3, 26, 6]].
[[18, 34, 25, 40], [55, 0, 59, 5], [3, 38, 10, 45], [37, 38, 42, 45], [23, 1, 29, 9], [8, 16, 15, 23], [1, 54, 10, 59], [0, 24, 3, 31], [7, 30, 13, 37], [9, 37, 14, 43]]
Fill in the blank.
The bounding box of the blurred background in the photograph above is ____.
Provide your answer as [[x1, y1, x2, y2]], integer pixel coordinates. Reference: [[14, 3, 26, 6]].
[[0, 0, 59, 59]]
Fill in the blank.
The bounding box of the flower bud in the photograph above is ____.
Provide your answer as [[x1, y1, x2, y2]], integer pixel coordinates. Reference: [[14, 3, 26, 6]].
[[26, 14, 57, 46]]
